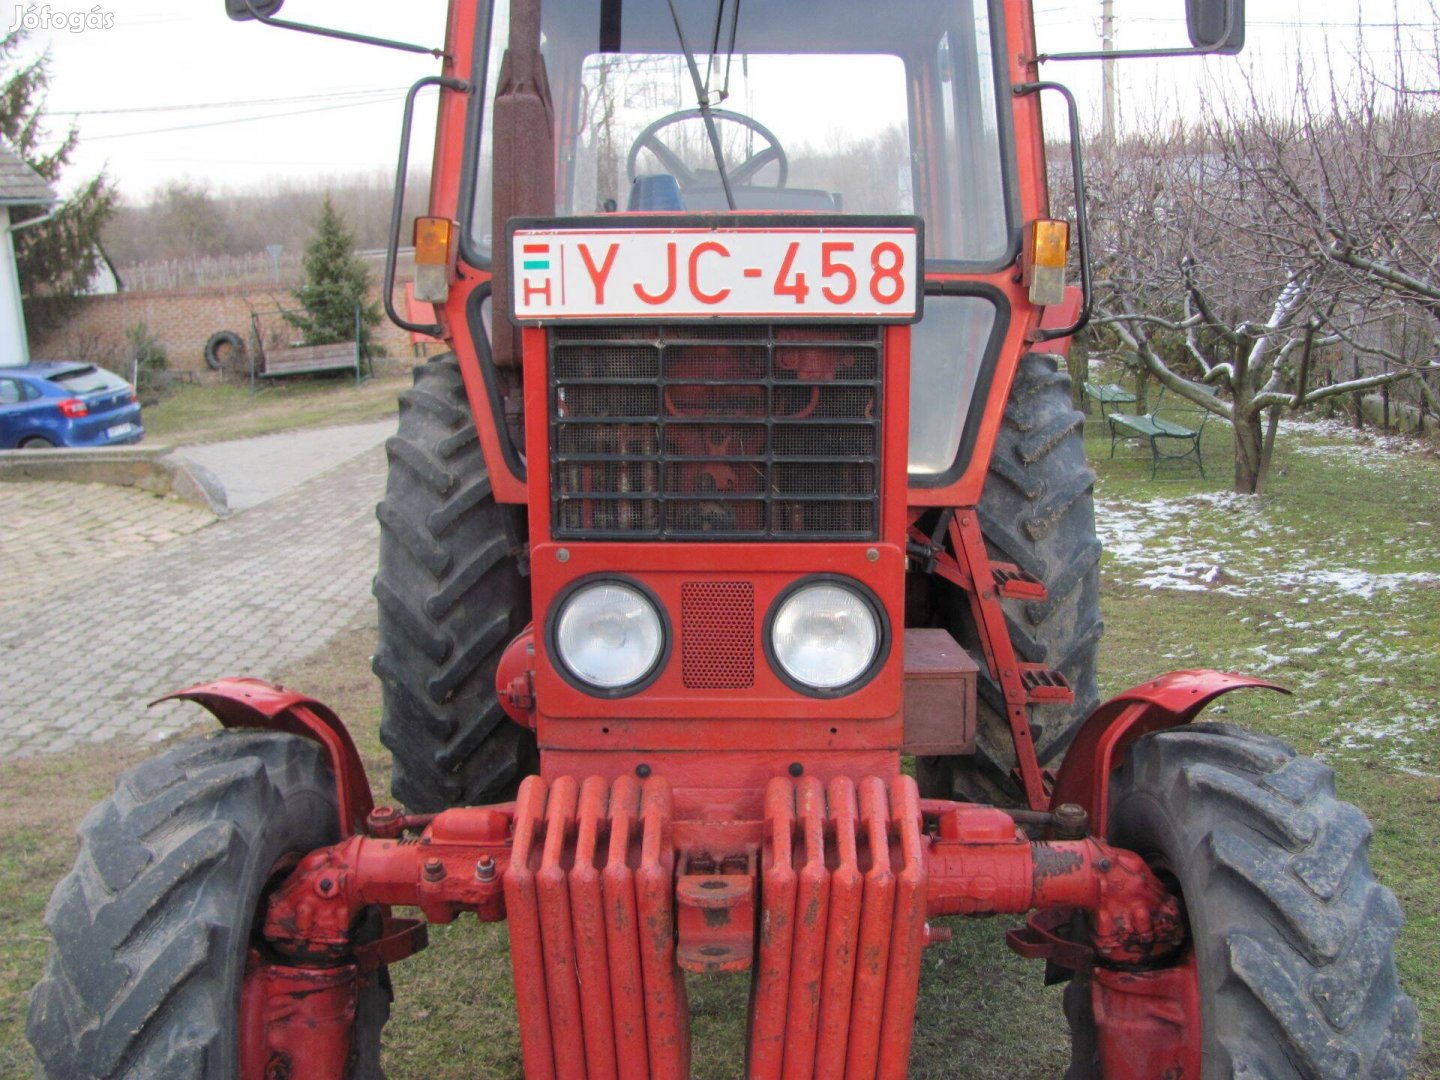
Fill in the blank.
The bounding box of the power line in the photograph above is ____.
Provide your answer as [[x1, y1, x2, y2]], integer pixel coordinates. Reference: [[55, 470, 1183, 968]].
[[56, 96, 414, 143], [48, 87, 412, 118]]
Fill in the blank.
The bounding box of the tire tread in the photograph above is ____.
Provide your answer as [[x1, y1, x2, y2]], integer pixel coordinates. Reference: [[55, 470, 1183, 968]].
[[373, 356, 534, 813]]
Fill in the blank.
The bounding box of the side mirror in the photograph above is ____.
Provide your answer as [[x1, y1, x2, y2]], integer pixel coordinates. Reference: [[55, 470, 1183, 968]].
[[225, 0, 284, 20], [1186, 0, 1245, 54]]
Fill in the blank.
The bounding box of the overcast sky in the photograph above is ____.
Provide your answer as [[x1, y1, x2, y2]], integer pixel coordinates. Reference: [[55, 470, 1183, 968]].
[[6, 0, 1436, 204]]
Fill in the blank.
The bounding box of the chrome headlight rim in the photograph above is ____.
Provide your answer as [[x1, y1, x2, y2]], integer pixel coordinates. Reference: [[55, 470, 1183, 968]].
[[546, 575, 672, 698], [763, 575, 891, 698]]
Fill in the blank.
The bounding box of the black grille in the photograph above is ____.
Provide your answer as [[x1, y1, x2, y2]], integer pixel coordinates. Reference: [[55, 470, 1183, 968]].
[[550, 324, 883, 541]]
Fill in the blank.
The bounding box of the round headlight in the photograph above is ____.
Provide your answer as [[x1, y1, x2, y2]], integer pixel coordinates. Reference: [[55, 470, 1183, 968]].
[[554, 580, 666, 692], [769, 580, 882, 692]]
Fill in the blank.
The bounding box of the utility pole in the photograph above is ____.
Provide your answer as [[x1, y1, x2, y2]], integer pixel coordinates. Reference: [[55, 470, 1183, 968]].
[[1101, 0, 1116, 145]]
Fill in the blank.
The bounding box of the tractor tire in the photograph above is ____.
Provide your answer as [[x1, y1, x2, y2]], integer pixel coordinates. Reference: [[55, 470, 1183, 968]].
[[373, 355, 535, 813], [26, 730, 388, 1079], [919, 352, 1103, 805], [204, 330, 245, 372], [1065, 723, 1418, 1079]]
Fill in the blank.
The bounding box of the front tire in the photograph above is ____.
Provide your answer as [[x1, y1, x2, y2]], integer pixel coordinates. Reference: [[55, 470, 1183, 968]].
[[1066, 723, 1418, 1078], [26, 731, 387, 1079]]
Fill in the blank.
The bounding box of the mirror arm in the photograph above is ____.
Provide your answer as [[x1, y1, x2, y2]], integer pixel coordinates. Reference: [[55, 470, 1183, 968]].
[[240, 0, 445, 58], [384, 76, 473, 338], [1034, 3, 1238, 62], [1012, 81, 1092, 343]]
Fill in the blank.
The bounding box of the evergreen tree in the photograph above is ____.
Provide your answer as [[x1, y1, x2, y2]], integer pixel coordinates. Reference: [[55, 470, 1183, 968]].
[[0, 30, 117, 334], [283, 194, 382, 350]]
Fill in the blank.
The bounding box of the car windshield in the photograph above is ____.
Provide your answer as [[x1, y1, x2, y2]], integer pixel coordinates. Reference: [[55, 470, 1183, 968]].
[[470, 0, 1011, 266], [47, 366, 129, 394]]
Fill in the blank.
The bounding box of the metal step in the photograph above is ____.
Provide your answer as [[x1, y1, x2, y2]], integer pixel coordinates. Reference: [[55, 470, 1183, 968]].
[[992, 563, 1049, 602], [1019, 664, 1073, 704]]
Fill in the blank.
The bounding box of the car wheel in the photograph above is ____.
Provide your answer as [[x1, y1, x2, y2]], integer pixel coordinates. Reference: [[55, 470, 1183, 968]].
[[19, 436, 55, 449]]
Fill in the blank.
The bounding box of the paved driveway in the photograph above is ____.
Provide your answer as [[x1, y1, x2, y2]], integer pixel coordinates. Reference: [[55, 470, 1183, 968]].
[[0, 422, 391, 756]]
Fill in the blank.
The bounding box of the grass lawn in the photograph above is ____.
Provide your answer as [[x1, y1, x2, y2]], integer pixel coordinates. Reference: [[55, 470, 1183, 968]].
[[142, 370, 409, 446], [1, 404, 1435, 1077]]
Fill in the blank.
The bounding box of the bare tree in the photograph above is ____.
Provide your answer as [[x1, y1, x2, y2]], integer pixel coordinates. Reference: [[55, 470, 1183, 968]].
[[1087, 46, 1440, 493]]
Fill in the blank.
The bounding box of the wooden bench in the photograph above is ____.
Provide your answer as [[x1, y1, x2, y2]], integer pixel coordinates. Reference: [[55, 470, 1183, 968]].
[[1108, 382, 1219, 479], [1084, 381, 1137, 422], [249, 307, 370, 392]]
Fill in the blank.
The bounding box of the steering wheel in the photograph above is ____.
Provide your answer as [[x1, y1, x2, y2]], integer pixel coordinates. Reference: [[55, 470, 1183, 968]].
[[627, 108, 789, 190]]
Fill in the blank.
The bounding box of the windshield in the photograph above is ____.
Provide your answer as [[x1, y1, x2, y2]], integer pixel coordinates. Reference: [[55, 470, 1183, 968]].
[[469, 0, 1011, 265]]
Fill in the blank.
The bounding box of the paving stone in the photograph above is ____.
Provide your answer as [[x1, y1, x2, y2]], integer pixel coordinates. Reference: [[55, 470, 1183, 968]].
[[1, 438, 389, 756]]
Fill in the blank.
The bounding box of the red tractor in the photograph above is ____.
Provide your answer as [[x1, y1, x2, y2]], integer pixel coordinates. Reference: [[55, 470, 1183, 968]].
[[27, 0, 1418, 1076]]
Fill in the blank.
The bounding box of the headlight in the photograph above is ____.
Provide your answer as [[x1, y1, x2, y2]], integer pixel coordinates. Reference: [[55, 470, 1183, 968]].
[[553, 580, 666, 693], [768, 579, 884, 693]]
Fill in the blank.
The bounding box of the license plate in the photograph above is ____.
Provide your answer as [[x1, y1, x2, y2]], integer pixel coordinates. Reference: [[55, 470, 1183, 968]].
[[510, 219, 922, 323], [106, 423, 135, 438]]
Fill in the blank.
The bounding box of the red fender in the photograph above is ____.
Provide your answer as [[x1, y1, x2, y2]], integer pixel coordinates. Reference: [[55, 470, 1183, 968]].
[[154, 677, 374, 834], [1049, 669, 1289, 835]]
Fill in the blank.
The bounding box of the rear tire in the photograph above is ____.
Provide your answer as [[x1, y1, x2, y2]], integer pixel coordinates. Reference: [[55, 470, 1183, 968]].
[[373, 356, 535, 813], [920, 353, 1103, 804], [20, 435, 55, 449], [26, 731, 388, 1079], [1065, 723, 1418, 1078]]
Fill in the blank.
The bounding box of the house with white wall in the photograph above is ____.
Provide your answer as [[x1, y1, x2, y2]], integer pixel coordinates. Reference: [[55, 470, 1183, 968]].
[[0, 142, 57, 368]]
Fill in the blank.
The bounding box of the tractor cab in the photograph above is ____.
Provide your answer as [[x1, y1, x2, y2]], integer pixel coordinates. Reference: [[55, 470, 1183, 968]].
[[471, 0, 1029, 497], [471, 0, 1008, 259]]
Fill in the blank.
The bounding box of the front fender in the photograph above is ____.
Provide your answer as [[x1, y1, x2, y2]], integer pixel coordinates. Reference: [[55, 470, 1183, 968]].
[[154, 677, 375, 834], [1048, 670, 1288, 835]]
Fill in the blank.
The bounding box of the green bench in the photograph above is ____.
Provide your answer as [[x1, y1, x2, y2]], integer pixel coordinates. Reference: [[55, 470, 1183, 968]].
[[1108, 382, 1220, 479], [1083, 381, 1137, 422]]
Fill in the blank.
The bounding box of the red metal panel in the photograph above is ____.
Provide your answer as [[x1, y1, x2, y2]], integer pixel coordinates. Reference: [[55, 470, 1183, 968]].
[[601, 776, 651, 1078], [239, 952, 358, 1080], [749, 778, 797, 1078], [846, 776, 896, 1079], [814, 778, 863, 1078], [781, 777, 830, 1080], [530, 548, 906, 725], [877, 777, 928, 1079], [505, 777, 556, 1080], [1092, 955, 1202, 1080], [636, 779, 688, 1078], [571, 777, 619, 1080], [536, 777, 586, 1080], [540, 750, 899, 821]]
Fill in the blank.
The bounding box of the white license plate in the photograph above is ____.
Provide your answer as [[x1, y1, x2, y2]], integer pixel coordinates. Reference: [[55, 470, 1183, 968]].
[[106, 423, 135, 438], [511, 223, 921, 322]]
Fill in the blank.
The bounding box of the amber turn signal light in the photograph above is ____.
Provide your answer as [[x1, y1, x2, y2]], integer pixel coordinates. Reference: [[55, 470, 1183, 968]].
[[1023, 219, 1070, 308], [413, 217, 456, 304]]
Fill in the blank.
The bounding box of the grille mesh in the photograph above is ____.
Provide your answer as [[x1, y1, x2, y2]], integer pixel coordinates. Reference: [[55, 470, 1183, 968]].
[[681, 582, 755, 689], [549, 324, 883, 541]]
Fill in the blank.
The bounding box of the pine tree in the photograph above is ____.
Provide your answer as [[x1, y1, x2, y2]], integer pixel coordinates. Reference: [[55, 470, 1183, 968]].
[[0, 30, 117, 334], [283, 194, 382, 350]]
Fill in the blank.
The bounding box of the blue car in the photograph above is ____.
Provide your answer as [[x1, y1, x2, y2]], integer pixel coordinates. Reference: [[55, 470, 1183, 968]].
[[0, 362, 144, 449]]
